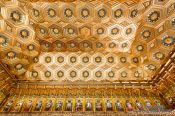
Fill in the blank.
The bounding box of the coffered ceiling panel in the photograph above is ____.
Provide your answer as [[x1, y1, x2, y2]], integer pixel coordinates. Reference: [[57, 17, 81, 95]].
[[0, 0, 174, 85]]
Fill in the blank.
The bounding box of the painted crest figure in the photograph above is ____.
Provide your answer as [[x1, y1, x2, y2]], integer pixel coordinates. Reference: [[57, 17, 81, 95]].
[[106, 99, 113, 111], [76, 100, 83, 111], [125, 100, 133, 112], [55, 101, 62, 111], [135, 100, 144, 112], [115, 100, 124, 111], [86, 100, 93, 111], [65, 100, 72, 111], [3, 100, 14, 112], [24, 100, 32, 112], [145, 100, 152, 112], [167, 97, 175, 110], [45, 100, 52, 111], [13, 100, 23, 112], [96, 100, 102, 111], [34, 100, 42, 111]]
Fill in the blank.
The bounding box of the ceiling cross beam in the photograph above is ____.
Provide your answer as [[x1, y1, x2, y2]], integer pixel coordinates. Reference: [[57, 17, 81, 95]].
[[0, 61, 18, 81]]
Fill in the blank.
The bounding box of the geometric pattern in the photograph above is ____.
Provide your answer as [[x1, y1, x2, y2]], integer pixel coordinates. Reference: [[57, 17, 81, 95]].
[[0, 0, 175, 83]]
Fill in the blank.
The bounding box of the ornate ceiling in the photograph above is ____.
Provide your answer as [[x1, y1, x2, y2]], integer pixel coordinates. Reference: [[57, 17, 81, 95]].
[[0, 0, 174, 84]]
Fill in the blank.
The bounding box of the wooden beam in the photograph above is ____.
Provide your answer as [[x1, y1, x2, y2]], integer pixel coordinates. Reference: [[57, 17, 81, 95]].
[[0, 61, 17, 81]]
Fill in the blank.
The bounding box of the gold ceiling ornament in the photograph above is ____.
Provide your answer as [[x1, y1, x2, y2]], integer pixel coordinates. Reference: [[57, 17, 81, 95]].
[[0, 0, 174, 86], [19, 0, 141, 3]]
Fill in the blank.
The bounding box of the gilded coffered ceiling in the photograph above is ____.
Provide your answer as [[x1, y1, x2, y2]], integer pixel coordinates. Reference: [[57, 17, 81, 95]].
[[0, 0, 174, 84]]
